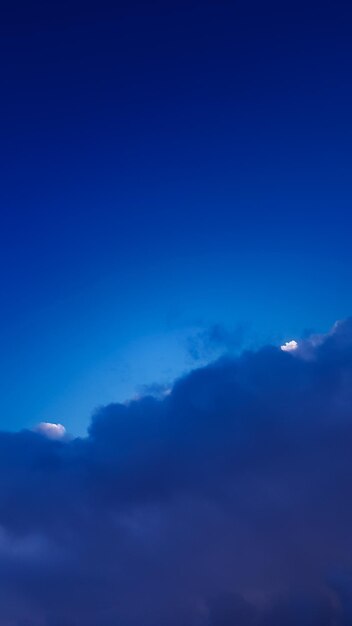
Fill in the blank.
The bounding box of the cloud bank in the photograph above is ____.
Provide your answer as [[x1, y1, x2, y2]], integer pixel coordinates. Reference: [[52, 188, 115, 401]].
[[2, 319, 352, 624]]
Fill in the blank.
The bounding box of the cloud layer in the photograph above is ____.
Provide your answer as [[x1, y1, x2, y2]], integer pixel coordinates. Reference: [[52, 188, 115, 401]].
[[2, 320, 352, 624]]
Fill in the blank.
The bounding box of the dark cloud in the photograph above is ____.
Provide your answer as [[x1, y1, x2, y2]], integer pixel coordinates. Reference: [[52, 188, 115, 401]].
[[1, 320, 352, 624]]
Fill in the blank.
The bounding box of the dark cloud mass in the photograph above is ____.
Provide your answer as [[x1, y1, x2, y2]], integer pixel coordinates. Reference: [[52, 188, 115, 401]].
[[2, 320, 352, 624]]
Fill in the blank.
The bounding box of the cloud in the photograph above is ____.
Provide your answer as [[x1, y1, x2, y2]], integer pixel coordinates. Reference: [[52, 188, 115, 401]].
[[33, 422, 66, 440], [208, 589, 339, 626], [187, 323, 246, 361], [1, 320, 352, 623], [280, 339, 298, 352]]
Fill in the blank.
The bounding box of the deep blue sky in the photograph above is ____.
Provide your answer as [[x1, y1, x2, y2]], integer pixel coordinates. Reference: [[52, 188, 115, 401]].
[[1, 0, 352, 433]]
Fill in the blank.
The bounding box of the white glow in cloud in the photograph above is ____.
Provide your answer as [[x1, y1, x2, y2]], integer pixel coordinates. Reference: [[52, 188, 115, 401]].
[[34, 422, 66, 440], [280, 340, 298, 352]]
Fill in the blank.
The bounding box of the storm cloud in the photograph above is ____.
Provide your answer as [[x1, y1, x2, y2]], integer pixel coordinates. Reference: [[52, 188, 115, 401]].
[[1, 320, 352, 624]]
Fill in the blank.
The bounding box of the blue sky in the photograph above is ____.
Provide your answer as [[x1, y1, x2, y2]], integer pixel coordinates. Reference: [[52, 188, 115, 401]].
[[1, 0, 352, 433]]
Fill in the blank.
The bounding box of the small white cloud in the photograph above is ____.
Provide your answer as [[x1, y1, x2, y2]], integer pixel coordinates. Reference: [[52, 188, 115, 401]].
[[34, 422, 66, 440], [280, 340, 298, 352]]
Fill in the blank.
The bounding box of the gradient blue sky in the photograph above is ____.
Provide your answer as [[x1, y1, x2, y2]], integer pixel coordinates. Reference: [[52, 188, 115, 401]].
[[1, 0, 352, 433]]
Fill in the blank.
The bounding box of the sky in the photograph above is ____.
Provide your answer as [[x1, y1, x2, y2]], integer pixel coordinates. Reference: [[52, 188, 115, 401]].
[[1, 0, 352, 433], [1, 2, 352, 622]]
